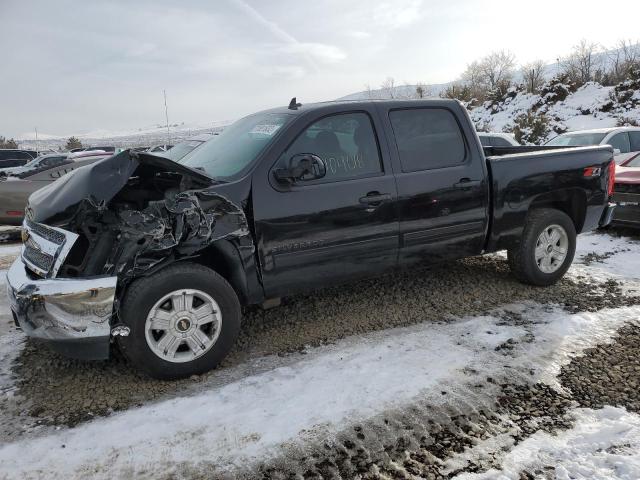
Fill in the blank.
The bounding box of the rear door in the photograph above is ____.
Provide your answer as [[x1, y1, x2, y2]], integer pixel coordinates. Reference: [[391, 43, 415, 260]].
[[252, 107, 399, 298], [379, 103, 490, 266]]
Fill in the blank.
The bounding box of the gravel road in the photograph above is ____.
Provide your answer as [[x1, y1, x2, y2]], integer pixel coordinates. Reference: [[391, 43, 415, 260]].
[[1, 251, 634, 432], [1, 230, 640, 479]]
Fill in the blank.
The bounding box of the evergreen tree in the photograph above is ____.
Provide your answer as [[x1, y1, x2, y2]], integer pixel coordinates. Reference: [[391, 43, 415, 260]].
[[65, 136, 83, 150]]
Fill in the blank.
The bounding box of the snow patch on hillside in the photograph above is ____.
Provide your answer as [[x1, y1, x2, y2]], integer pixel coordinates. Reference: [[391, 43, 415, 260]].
[[470, 81, 640, 142]]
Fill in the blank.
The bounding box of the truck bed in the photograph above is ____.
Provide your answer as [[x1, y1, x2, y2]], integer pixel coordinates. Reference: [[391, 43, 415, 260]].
[[484, 145, 614, 252]]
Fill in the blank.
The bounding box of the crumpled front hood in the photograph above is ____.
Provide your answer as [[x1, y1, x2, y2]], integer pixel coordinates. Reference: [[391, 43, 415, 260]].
[[28, 151, 213, 225]]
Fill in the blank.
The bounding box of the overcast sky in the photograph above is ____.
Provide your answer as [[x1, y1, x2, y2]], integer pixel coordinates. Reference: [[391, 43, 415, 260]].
[[3, 0, 640, 138]]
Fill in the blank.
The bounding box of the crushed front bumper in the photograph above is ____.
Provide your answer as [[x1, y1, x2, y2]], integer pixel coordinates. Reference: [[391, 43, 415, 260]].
[[6, 259, 117, 360]]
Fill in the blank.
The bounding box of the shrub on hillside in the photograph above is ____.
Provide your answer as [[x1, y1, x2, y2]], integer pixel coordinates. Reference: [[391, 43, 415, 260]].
[[538, 74, 578, 105], [484, 83, 524, 113], [440, 83, 476, 105], [611, 67, 640, 108], [616, 116, 640, 127], [474, 120, 491, 133], [507, 111, 551, 145]]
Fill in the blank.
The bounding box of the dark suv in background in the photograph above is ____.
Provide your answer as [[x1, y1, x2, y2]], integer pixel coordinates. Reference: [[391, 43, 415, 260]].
[[0, 149, 38, 168]]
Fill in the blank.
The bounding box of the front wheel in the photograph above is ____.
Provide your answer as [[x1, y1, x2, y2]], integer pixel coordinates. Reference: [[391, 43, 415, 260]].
[[117, 263, 241, 380], [508, 208, 577, 286]]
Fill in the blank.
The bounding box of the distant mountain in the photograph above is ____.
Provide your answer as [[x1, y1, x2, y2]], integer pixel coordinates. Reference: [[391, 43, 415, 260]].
[[16, 120, 231, 151]]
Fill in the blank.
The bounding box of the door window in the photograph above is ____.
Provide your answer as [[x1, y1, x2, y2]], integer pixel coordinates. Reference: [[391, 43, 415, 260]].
[[628, 131, 640, 152], [608, 132, 630, 153], [278, 112, 382, 183], [389, 108, 466, 172]]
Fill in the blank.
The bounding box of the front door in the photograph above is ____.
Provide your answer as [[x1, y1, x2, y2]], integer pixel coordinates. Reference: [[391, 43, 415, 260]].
[[252, 109, 399, 298]]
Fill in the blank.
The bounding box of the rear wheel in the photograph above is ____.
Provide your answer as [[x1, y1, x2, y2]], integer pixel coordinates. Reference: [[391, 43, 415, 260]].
[[508, 208, 576, 286], [118, 263, 241, 380]]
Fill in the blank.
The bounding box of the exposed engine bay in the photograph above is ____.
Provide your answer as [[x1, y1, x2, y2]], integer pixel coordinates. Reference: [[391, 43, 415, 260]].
[[26, 151, 252, 284]]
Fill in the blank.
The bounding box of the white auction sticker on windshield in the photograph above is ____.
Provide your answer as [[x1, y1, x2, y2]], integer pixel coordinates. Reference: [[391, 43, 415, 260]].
[[250, 124, 282, 136]]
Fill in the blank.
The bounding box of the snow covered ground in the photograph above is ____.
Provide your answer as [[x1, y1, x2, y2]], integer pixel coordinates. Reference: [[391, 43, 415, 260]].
[[456, 406, 640, 480], [0, 231, 639, 479]]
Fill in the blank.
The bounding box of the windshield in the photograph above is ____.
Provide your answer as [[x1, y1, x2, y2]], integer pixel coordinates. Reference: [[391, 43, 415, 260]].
[[163, 140, 204, 161], [179, 112, 293, 179], [22, 156, 45, 168], [546, 132, 607, 147]]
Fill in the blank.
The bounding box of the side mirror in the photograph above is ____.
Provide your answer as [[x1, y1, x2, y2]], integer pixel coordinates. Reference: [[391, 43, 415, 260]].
[[613, 148, 621, 156], [274, 154, 326, 184]]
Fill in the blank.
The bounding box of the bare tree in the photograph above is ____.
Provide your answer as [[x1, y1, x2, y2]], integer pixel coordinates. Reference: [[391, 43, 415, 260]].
[[562, 39, 602, 85], [480, 50, 516, 89], [380, 77, 396, 99], [521, 60, 547, 93], [364, 83, 375, 99], [0, 136, 18, 149], [415, 82, 429, 99], [461, 50, 516, 100], [608, 39, 640, 84]]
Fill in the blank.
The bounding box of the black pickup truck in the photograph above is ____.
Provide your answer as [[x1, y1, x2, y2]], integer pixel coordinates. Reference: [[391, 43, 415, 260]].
[[6, 99, 616, 379]]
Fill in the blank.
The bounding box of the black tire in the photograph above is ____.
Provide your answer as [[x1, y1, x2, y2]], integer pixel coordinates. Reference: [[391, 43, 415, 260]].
[[117, 262, 241, 380], [507, 208, 576, 286]]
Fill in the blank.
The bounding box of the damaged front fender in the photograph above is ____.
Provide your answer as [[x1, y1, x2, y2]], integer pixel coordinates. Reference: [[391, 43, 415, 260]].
[[109, 189, 251, 279]]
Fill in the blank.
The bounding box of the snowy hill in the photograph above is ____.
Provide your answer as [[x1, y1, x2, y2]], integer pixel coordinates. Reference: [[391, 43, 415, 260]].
[[16, 121, 230, 151], [339, 43, 640, 107], [469, 77, 640, 144]]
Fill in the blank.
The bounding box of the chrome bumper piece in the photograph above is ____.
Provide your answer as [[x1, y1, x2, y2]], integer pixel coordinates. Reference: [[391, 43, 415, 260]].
[[6, 259, 117, 360], [599, 202, 617, 228]]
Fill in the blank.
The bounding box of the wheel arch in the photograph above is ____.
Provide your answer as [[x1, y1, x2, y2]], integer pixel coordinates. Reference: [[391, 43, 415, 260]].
[[191, 240, 250, 305], [528, 188, 587, 233]]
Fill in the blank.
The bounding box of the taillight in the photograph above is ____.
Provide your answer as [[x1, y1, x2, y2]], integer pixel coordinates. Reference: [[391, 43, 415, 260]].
[[607, 160, 615, 197]]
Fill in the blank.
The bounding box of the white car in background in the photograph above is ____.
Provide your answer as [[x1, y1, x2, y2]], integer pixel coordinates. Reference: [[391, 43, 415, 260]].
[[477, 132, 520, 147], [546, 127, 640, 165]]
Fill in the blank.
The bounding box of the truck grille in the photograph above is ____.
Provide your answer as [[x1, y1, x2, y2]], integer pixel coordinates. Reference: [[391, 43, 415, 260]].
[[20, 220, 78, 278], [24, 218, 66, 244], [23, 239, 55, 272]]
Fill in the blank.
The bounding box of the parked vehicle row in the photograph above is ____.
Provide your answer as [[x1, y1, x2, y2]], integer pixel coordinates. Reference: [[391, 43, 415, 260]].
[[547, 127, 640, 228], [477, 132, 520, 147], [0, 136, 213, 226], [0, 149, 39, 168], [6, 99, 615, 379], [0, 151, 114, 225]]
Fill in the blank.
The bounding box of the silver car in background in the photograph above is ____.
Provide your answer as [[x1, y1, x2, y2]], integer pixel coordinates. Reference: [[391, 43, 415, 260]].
[[0, 151, 112, 225]]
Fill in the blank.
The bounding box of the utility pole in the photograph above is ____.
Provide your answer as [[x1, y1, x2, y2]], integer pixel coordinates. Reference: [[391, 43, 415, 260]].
[[35, 127, 38, 154], [530, 69, 535, 94], [163, 90, 170, 145]]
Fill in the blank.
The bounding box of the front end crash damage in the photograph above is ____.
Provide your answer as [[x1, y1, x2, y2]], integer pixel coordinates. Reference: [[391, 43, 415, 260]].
[[13, 151, 253, 359]]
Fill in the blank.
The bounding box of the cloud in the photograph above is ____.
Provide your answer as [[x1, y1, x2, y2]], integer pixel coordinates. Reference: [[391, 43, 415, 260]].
[[279, 42, 346, 63], [349, 31, 371, 39], [373, 0, 424, 29]]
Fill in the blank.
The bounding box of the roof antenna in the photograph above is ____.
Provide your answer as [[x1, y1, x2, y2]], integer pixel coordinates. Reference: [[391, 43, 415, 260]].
[[288, 97, 302, 110]]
